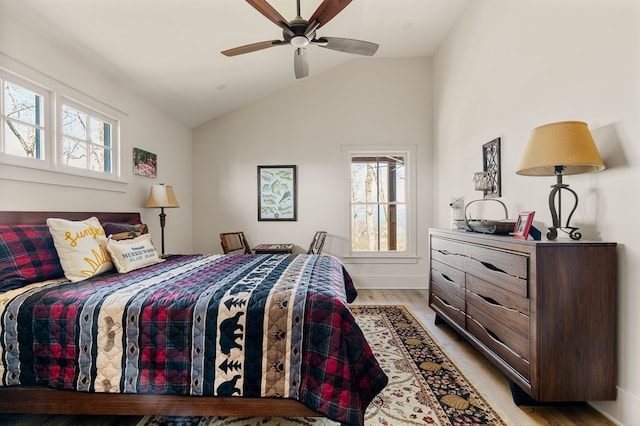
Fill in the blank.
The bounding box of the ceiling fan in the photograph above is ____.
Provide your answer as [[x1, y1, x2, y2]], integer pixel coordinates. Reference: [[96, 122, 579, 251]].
[[221, 0, 379, 79]]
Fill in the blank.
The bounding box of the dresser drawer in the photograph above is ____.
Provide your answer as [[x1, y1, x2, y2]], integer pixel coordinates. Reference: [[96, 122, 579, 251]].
[[467, 316, 531, 381], [431, 237, 466, 270], [431, 259, 465, 299], [466, 274, 529, 317], [466, 290, 530, 361], [465, 244, 528, 297], [430, 285, 465, 328]]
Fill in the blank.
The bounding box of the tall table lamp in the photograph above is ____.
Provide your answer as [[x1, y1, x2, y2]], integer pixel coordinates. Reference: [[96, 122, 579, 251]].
[[516, 121, 605, 240], [144, 183, 180, 255]]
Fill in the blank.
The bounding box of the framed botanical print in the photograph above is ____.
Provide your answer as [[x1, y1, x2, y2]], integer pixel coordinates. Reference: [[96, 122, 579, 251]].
[[257, 165, 297, 221]]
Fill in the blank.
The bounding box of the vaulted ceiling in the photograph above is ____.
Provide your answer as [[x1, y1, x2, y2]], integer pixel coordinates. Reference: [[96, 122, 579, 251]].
[[1, 0, 469, 127]]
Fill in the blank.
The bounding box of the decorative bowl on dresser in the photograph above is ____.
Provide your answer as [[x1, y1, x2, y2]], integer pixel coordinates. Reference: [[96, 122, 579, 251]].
[[428, 228, 617, 404]]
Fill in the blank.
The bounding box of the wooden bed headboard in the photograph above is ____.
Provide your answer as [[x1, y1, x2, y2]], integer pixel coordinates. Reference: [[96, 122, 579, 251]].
[[0, 211, 141, 225]]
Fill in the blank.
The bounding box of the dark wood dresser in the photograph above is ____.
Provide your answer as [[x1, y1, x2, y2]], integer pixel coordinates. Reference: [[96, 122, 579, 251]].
[[428, 228, 617, 403]]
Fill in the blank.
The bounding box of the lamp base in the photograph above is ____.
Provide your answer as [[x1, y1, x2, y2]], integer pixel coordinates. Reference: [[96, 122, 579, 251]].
[[547, 226, 581, 241], [547, 175, 581, 241]]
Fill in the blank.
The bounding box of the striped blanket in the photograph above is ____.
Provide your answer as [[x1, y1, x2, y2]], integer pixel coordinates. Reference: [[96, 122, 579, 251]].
[[0, 254, 387, 426]]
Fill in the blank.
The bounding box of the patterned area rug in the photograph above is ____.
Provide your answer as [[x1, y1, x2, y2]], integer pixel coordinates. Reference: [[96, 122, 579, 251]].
[[138, 305, 506, 426]]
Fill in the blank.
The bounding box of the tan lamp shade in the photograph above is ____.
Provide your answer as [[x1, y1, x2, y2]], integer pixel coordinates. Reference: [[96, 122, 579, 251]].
[[145, 184, 180, 208], [516, 121, 605, 176]]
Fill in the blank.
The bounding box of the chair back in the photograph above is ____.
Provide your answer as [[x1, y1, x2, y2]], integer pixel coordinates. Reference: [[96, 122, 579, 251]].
[[220, 232, 252, 254], [307, 231, 327, 255]]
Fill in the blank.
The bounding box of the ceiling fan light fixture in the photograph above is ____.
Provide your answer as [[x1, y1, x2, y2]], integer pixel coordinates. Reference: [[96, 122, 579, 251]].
[[291, 35, 309, 48]]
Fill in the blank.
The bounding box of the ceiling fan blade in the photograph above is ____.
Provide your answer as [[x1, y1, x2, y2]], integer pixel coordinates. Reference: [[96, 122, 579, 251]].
[[221, 40, 287, 57], [307, 0, 352, 30], [245, 0, 295, 37], [314, 37, 379, 56], [294, 48, 309, 79]]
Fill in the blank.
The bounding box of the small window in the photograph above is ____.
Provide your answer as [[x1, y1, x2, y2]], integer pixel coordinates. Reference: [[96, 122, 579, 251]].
[[1, 79, 46, 160], [61, 103, 112, 173], [344, 145, 416, 261], [351, 155, 407, 252]]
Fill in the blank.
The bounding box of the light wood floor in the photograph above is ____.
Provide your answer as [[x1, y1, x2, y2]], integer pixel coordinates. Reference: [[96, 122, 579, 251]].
[[0, 289, 614, 425]]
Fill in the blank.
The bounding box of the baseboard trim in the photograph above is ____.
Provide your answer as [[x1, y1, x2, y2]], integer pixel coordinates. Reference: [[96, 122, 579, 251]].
[[351, 275, 427, 289], [590, 386, 640, 426]]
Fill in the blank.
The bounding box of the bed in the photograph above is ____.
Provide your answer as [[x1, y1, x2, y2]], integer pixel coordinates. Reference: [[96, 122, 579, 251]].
[[0, 211, 387, 426]]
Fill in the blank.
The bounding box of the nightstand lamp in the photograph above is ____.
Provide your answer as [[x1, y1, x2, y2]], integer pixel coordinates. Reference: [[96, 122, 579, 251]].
[[516, 121, 605, 240], [144, 183, 180, 255]]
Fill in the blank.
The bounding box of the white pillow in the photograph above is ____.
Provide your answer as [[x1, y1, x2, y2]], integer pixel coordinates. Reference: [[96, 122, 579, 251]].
[[46, 216, 113, 282], [106, 234, 164, 273]]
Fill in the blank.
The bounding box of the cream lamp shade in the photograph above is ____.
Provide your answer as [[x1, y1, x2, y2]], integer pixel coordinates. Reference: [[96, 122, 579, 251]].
[[144, 184, 179, 255], [516, 121, 605, 176], [145, 184, 180, 208]]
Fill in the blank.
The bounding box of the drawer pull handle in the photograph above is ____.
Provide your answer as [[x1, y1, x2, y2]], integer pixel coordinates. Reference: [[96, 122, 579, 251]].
[[441, 273, 454, 283], [485, 327, 506, 346], [479, 294, 501, 306], [437, 295, 453, 308], [435, 248, 463, 257], [478, 294, 518, 314], [480, 261, 507, 275], [473, 319, 521, 358]]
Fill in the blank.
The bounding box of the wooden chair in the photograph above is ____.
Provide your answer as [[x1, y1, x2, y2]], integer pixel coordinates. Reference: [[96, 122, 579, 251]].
[[307, 231, 327, 255], [220, 232, 252, 254]]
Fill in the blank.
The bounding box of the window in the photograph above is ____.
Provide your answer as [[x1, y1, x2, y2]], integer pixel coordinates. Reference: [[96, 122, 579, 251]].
[[345, 146, 416, 260], [1, 78, 46, 160], [1, 54, 126, 190], [61, 102, 112, 173]]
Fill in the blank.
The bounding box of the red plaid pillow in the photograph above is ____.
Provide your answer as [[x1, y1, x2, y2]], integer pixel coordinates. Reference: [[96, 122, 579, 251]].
[[0, 224, 65, 291]]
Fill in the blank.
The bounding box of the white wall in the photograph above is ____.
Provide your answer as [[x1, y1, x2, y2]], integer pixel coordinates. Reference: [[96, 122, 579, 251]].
[[0, 13, 193, 254], [193, 57, 433, 288], [433, 0, 640, 423]]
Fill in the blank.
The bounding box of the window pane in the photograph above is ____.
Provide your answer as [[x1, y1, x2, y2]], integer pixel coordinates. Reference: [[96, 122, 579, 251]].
[[394, 160, 406, 203], [4, 121, 43, 159], [351, 162, 368, 203], [394, 204, 407, 251], [351, 204, 380, 251], [89, 145, 111, 172], [63, 137, 87, 168], [4, 82, 42, 125], [63, 105, 87, 139], [351, 159, 381, 203], [386, 156, 405, 203], [378, 161, 389, 202], [90, 117, 110, 147]]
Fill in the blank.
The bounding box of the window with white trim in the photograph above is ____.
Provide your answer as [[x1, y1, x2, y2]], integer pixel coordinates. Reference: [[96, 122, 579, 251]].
[[1, 56, 125, 188], [344, 146, 416, 260], [1, 77, 47, 160], [60, 101, 113, 173]]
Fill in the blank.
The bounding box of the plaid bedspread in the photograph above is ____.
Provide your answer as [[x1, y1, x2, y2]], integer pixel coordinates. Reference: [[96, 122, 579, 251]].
[[0, 254, 387, 425]]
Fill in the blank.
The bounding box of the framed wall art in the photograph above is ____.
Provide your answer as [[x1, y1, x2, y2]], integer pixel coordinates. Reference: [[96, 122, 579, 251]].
[[482, 138, 501, 198], [257, 165, 297, 221], [133, 148, 157, 178]]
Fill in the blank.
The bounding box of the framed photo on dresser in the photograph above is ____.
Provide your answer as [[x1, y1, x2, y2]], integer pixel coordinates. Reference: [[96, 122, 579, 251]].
[[513, 211, 535, 239]]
